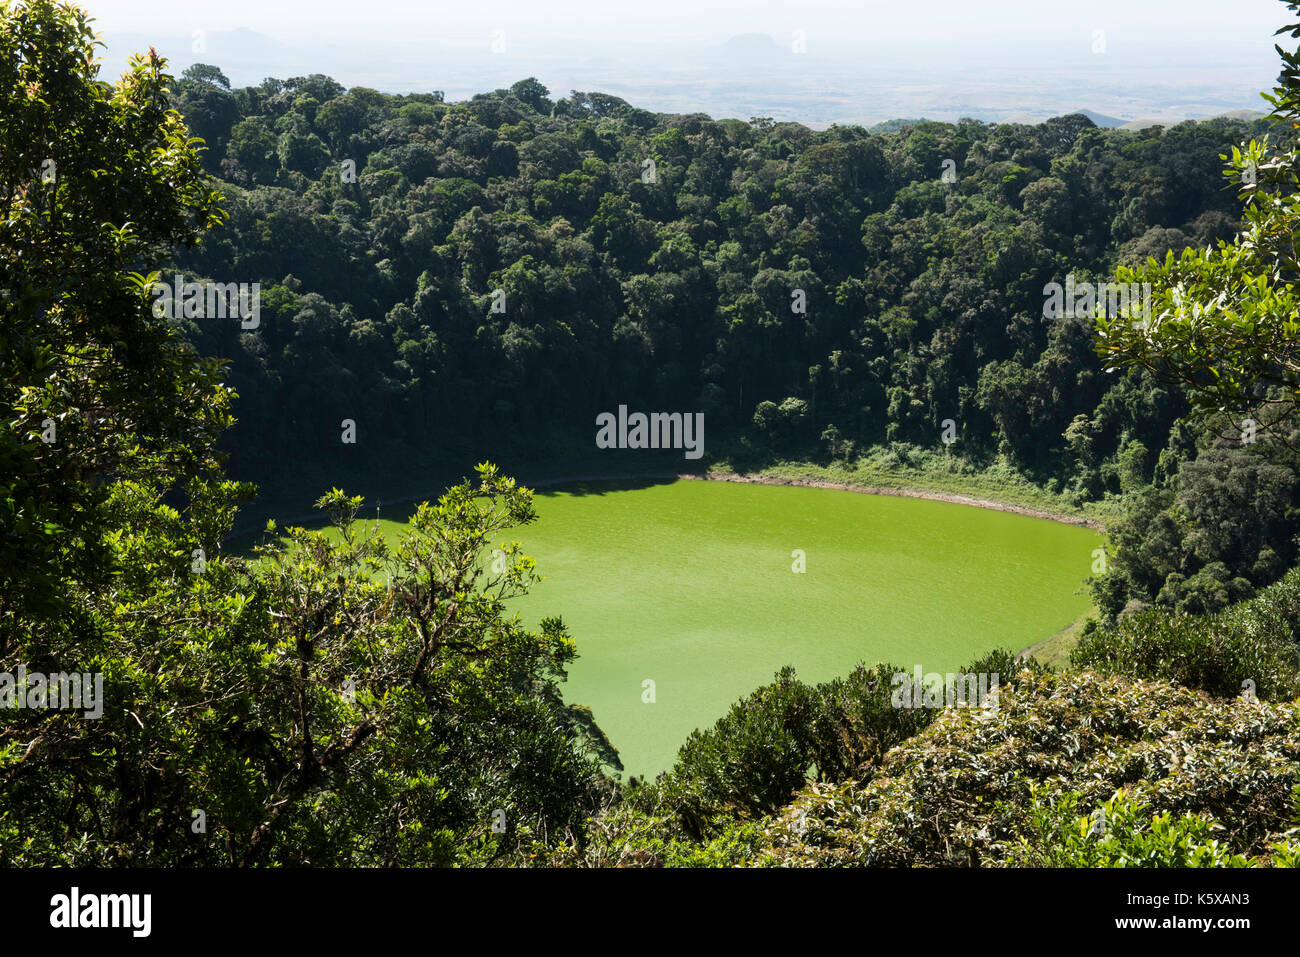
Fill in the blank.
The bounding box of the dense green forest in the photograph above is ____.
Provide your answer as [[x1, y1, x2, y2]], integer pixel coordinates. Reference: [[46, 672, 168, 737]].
[[164, 57, 1298, 620], [3, 0, 1300, 867]]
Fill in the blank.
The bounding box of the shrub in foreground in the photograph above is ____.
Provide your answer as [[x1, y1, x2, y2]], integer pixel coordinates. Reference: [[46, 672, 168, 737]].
[[754, 670, 1300, 867], [1071, 566, 1300, 701]]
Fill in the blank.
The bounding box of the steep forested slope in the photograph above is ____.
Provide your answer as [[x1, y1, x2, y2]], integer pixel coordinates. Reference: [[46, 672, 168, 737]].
[[165, 69, 1298, 618]]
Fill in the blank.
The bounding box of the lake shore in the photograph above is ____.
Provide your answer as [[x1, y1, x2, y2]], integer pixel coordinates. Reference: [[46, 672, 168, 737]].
[[520, 468, 1104, 531], [680, 471, 1105, 530], [229, 464, 1106, 538]]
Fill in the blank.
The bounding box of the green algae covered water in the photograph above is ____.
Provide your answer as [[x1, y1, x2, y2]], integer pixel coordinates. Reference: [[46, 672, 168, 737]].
[[507, 479, 1101, 777]]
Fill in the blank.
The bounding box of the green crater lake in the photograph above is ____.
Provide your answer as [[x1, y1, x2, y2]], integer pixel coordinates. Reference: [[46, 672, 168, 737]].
[[504, 479, 1100, 777], [283, 477, 1100, 777]]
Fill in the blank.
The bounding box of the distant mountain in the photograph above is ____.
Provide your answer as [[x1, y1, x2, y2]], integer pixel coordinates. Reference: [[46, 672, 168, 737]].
[[720, 33, 784, 61], [1073, 108, 1127, 128]]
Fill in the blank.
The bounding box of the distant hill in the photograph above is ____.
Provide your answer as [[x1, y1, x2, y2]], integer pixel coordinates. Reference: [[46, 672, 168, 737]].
[[1072, 108, 1126, 128], [720, 33, 784, 61], [998, 109, 1123, 128]]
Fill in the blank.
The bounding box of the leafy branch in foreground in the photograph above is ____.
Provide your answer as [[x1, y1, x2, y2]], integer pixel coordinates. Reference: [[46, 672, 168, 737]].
[[1094, 2, 1300, 429], [2, 463, 618, 866]]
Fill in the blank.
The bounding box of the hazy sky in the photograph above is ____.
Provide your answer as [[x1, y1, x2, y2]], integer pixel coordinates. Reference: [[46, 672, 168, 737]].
[[83, 0, 1285, 52], [78, 0, 1290, 123]]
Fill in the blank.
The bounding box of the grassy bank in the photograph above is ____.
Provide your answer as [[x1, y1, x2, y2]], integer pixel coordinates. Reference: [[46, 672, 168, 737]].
[[710, 446, 1119, 530], [1019, 607, 1099, 668]]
